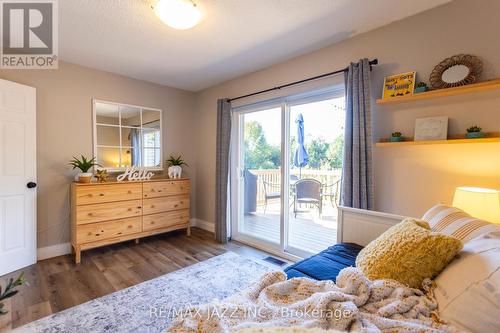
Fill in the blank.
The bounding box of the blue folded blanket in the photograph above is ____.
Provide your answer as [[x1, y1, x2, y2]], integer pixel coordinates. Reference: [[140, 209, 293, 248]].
[[284, 243, 363, 281]]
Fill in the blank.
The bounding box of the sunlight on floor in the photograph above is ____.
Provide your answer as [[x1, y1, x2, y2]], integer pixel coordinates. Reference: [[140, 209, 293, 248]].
[[242, 201, 338, 254]]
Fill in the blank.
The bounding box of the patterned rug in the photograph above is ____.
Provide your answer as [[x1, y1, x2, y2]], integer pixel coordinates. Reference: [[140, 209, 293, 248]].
[[15, 252, 275, 333]]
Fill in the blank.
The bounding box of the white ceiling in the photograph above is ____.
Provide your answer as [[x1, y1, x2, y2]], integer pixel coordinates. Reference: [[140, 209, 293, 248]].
[[60, 0, 451, 91]]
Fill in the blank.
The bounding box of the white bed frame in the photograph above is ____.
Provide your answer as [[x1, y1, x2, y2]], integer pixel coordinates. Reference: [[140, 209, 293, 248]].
[[337, 206, 408, 246]]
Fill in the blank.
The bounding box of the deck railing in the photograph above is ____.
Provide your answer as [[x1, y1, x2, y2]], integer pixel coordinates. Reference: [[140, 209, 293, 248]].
[[249, 169, 342, 205]]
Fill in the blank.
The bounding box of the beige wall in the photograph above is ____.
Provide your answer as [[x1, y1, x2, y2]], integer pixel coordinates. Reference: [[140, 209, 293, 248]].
[[2, 0, 500, 249], [193, 0, 500, 225], [0, 61, 196, 248]]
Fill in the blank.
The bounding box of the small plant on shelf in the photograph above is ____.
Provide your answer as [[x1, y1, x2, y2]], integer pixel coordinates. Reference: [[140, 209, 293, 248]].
[[69, 155, 101, 183], [466, 126, 485, 139], [0, 273, 27, 316], [414, 82, 428, 93], [390, 131, 403, 142], [166, 155, 188, 179]]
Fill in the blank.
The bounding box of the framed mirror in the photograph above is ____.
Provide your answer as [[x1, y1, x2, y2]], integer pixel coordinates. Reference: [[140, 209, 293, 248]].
[[429, 54, 483, 89], [93, 100, 162, 171]]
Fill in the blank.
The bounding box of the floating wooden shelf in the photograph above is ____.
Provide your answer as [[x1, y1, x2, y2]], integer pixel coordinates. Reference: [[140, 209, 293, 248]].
[[376, 78, 500, 105], [376, 135, 500, 147]]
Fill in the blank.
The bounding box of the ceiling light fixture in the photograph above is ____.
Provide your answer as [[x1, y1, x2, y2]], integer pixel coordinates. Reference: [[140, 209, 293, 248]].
[[154, 0, 201, 30]]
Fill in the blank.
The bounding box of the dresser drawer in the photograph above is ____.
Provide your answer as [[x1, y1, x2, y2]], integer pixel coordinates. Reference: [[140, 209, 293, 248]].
[[75, 183, 142, 205], [143, 210, 189, 231], [76, 199, 142, 225], [76, 217, 142, 244], [143, 180, 190, 198], [143, 195, 189, 215]]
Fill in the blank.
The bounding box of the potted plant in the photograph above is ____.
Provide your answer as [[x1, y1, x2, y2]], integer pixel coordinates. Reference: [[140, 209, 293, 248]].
[[466, 126, 485, 139], [414, 82, 428, 93], [390, 132, 403, 142], [1, 273, 26, 316], [166, 155, 188, 179], [69, 155, 101, 183]]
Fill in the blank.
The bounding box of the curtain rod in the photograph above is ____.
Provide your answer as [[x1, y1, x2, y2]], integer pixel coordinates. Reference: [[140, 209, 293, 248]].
[[228, 59, 378, 103]]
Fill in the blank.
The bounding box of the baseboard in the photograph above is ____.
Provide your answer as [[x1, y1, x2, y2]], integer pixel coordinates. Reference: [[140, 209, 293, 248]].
[[190, 218, 215, 233], [36, 221, 214, 261], [37, 242, 72, 261]]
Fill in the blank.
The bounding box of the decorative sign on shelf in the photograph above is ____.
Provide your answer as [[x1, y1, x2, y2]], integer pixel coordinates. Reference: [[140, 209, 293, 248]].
[[382, 71, 416, 99], [117, 166, 155, 182], [414, 116, 448, 141]]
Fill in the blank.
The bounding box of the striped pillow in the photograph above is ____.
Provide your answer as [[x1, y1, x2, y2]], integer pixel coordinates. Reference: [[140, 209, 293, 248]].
[[422, 204, 500, 243]]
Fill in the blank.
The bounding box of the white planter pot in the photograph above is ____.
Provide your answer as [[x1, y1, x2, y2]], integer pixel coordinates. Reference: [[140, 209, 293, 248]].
[[168, 166, 182, 179], [77, 172, 93, 183]]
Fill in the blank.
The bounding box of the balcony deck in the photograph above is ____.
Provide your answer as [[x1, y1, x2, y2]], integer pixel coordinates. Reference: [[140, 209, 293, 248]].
[[241, 202, 338, 254]]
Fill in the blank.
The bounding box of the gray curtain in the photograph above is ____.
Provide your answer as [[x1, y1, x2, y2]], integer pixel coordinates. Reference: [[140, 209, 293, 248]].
[[341, 58, 374, 210], [130, 128, 141, 166], [215, 99, 232, 243]]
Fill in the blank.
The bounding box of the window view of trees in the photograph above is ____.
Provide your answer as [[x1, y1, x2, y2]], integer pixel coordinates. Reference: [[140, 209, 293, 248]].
[[244, 120, 343, 170], [244, 121, 281, 169]]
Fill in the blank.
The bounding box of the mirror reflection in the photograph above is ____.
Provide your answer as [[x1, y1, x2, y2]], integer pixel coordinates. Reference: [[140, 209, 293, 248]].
[[442, 64, 470, 84], [94, 101, 162, 170]]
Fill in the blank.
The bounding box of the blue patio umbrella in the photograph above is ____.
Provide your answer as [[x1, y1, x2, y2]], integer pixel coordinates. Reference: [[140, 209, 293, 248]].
[[293, 113, 308, 178]]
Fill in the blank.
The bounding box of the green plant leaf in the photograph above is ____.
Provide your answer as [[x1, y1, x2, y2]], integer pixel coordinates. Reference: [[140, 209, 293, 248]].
[[68, 155, 100, 172]]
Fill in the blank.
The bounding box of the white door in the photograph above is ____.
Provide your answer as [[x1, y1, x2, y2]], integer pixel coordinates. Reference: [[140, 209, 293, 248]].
[[0, 79, 36, 276]]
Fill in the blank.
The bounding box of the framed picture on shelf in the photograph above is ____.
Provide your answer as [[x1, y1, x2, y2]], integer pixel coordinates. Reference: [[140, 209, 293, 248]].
[[414, 116, 448, 141], [382, 71, 416, 99]]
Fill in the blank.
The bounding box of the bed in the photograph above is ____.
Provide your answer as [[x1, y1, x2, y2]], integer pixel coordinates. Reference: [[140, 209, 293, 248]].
[[283, 205, 500, 332]]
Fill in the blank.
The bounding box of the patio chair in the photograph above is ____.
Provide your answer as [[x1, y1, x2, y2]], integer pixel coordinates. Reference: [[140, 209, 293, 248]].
[[293, 178, 322, 217], [322, 178, 341, 208], [262, 179, 280, 214]]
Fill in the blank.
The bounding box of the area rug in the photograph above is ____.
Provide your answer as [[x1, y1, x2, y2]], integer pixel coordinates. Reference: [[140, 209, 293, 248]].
[[15, 252, 275, 333]]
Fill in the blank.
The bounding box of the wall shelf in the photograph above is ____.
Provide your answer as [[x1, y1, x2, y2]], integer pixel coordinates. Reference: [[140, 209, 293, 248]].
[[375, 135, 500, 147], [376, 78, 500, 105]]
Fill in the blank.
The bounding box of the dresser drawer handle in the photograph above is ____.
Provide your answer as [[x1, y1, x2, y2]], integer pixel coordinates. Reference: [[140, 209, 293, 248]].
[[87, 213, 93, 216], [128, 190, 132, 194], [87, 194, 93, 197], [99, 193, 104, 196], [137, 206, 142, 209], [127, 225, 133, 229], [174, 204, 178, 208], [128, 208, 132, 211], [151, 205, 155, 208]]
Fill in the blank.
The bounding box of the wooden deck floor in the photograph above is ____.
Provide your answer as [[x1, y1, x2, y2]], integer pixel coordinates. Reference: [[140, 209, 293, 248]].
[[242, 203, 338, 253]]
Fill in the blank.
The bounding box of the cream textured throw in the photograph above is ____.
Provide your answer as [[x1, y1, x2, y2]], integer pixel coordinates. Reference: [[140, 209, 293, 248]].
[[167, 268, 459, 333]]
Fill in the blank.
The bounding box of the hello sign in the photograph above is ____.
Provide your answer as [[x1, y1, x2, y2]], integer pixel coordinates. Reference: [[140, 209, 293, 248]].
[[117, 166, 155, 182]]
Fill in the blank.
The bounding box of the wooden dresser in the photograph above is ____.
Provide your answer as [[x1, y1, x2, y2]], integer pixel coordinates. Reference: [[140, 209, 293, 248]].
[[71, 178, 190, 263]]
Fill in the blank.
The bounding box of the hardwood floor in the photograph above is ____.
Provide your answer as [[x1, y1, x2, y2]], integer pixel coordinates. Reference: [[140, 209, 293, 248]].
[[0, 228, 276, 331]]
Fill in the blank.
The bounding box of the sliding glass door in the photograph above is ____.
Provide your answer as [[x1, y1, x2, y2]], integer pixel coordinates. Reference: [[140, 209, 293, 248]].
[[231, 88, 345, 258], [233, 105, 283, 246]]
